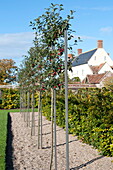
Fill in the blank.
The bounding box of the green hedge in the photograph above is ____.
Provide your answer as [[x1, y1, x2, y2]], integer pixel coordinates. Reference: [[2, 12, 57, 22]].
[[0, 87, 113, 156], [0, 89, 20, 109], [42, 88, 113, 157], [0, 89, 39, 109]]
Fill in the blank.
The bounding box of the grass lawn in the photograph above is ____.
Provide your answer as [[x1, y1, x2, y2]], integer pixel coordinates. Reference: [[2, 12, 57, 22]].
[[0, 108, 38, 170], [0, 109, 20, 170]]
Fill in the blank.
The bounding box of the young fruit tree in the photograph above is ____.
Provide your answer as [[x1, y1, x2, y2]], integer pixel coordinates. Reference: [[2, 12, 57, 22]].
[[30, 3, 78, 170]]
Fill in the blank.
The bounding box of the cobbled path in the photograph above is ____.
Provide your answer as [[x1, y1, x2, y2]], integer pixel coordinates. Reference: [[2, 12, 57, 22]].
[[9, 112, 113, 170]]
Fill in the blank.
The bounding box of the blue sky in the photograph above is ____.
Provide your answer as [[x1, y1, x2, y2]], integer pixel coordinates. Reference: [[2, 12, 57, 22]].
[[0, 0, 113, 67]]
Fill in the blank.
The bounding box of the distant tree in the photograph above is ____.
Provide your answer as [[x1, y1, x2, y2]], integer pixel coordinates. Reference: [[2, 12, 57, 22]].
[[68, 77, 81, 83], [0, 59, 18, 85]]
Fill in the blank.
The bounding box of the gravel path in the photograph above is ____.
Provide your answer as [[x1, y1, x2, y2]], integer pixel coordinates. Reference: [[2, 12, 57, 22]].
[[8, 112, 113, 170]]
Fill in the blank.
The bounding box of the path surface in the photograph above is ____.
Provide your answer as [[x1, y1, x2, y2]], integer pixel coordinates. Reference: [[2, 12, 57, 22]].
[[9, 112, 113, 170]]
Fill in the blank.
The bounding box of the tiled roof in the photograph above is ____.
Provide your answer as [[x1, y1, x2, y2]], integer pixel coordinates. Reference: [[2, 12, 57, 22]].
[[0, 85, 19, 88], [90, 63, 105, 74], [68, 83, 96, 89], [86, 73, 106, 84], [72, 48, 97, 67]]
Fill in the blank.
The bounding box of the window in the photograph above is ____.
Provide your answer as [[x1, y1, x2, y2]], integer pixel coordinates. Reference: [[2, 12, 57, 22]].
[[85, 77, 88, 83], [82, 69, 84, 75], [104, 56, 106, 61], [94, 56, 96, 60]]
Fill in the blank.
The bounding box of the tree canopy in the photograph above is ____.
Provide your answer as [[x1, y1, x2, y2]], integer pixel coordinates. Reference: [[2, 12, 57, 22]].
[[0, 59, 18, 85], [18, 3, 77, 92]]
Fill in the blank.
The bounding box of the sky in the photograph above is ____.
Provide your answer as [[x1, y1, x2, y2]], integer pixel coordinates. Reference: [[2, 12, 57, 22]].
[[0, 0, 113, 67]]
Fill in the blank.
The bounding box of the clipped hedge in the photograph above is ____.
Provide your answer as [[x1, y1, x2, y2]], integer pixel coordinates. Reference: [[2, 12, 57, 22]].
[[42, 88, 113, 157], [0, 89, 40, 110], [0, 87, 113, 156], [0, 88, 20, 109]]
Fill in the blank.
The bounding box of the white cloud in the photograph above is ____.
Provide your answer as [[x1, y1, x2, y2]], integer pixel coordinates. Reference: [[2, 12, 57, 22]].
[[91, 7, 113, 11], [76, 6, 113, 11], [0, 32, 35, 59], [100, 27, 113, 34], [74, 34, 96, 40], [79, 35, 96, 40]]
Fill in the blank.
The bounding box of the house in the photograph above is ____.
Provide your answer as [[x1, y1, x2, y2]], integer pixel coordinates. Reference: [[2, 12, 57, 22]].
[[82, 71, 113, 88], [68, 40, 113, 82]]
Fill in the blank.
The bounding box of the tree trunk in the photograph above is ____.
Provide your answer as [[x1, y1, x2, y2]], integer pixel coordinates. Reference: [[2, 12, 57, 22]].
[[64, 29, 69, 170], [38, 90, 41, 149], [31, 92, 35, 136], [20, 90, 22, 114], [40, 91, 43, 149], [50, 88, 54, 170], [24, 92, 27, 122], [27, 91, 30, 127], [54, 89, 57, 170]]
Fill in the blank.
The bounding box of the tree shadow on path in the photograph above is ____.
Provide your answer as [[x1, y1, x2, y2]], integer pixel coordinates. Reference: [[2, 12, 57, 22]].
[[43, 138, 78, 149], [5, 112, 14, 170], [70, 155, 104, 170]]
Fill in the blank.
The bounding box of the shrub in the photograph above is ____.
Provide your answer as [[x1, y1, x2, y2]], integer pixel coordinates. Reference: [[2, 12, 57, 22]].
[[0, 88, 20, 109], [42, 88, 113, 156]]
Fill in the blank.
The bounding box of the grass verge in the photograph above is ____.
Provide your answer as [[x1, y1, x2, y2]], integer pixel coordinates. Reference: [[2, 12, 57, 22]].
[[0, 109, 20, 170]]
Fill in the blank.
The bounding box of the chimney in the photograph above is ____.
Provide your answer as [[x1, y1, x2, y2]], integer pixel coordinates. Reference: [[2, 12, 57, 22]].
[[97, 40, 103, 48], [68, 54, 73, 59], [77, 49, 82, 55]]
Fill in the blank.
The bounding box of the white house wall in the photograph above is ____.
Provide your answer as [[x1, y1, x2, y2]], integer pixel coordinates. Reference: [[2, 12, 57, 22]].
[[88, 48, 113, 66], [98, 63, 113, 74], [96, 72, 113, 88], [68, 64, 93, 81], [95, 83, 101, 88]]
